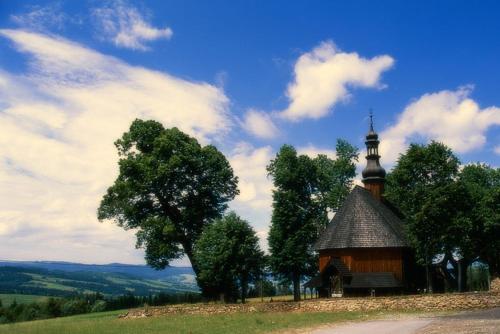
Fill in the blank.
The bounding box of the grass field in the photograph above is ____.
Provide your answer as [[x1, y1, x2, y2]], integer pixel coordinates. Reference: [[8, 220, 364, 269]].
[[0, 294, 52, 305], [0, 309, 396, 334]]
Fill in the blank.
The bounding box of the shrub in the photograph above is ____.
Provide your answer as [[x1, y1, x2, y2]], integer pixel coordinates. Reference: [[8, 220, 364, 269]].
[[91, 300, 107, 313], [61, 299, 88, 316]]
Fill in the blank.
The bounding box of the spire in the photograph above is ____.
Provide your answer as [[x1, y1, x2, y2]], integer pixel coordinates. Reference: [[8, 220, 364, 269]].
[[369, 109, 374, 133], [361, 112, 386, 200]]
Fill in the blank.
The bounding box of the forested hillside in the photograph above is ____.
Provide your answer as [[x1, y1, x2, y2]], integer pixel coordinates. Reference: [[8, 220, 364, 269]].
[[0, 261, 197, 297]]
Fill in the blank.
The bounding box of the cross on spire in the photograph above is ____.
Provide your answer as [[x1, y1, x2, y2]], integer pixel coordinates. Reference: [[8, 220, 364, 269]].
[[369, 108, 374, 132]]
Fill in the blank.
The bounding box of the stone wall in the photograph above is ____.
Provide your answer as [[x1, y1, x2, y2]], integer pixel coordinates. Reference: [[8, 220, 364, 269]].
[[123, 291, 500, 318], [491, 277, 500, 292]]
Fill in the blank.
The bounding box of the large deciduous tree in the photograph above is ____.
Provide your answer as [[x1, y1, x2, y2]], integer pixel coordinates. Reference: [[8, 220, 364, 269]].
[[385, 141, 460, 291], [267, 145, 318, 301], [193, 212, 264, 302], [459, 164, 500, 277], [314, 139, 359, 223], [386, 142, 500, 291], [98, 119, 239, 285], [267, 140, 358, 301]]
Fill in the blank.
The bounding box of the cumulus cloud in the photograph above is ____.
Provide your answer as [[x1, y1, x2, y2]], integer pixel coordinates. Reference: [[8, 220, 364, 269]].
[[242, 109, 279, 139], [280, 41, 394, 121], [0, 29, 230, 263], [297, 144, 337, 159], [380, 86, 500, 164], [227, 143, 275, 251], [92, 0, 173, 51]]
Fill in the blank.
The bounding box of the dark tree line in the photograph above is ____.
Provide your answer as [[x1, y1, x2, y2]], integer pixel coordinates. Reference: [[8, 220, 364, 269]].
[[0, 292, 201, 324]]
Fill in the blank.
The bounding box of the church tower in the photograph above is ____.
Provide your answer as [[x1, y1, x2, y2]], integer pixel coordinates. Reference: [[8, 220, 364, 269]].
[[361, 114, 386, 200]]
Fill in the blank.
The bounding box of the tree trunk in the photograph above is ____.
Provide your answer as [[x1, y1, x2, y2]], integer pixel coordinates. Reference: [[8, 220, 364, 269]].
[[457, 258, 469, 292], [292, 272, 301, 302], [425, 262, 433, 293], [241, 276, 247, 304]]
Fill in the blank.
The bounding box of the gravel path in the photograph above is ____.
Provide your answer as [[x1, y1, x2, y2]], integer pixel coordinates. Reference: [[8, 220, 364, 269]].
[[310, 308, 500, 334], [312, 318, 432, 334]]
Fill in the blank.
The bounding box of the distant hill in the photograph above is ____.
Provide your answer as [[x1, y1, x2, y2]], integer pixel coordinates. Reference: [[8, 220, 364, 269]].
[[0, 260, 197, 297]]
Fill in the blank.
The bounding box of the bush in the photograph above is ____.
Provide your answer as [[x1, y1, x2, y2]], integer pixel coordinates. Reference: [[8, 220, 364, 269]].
[[91, 300, 107, 313], [18, 303, 42, 322], [61, 299, 88, 316]]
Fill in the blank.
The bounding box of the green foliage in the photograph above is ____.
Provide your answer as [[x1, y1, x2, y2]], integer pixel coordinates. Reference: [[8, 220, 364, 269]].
[[267, 145, 319, 301], [0, 291, 202, 324], [314, 139, 359, 218], [414, 181, 473, 261], [194, 212, 265, 302], [467, 263, 490, 291], [385, 141, 460, 221], [247, 279, 276, 298], [97, 119, 238, 279], [267, 141, 358, 301], [61, 300, 89, 316], [91, 300, 107, 313], [386, 141, 500, 289], [459, 164, 500, 275]]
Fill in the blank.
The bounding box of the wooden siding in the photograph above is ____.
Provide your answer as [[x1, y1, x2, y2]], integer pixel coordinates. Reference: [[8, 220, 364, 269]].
[[363, 182, 384, 200], [319, 248, 403, 281]]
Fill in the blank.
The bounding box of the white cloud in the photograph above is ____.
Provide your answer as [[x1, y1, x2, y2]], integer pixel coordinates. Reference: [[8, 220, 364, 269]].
[[242, 109, 279, 139], [92, 1, 173, 51], [380, 86, 500, 164], [0, 29, 230, 264], [228, 143, 275, 251], [10, 3, 71, 31], [297, 144, 336, 159], [280, 41, 394, 121], [495, 146, 500, 155], [229, 142, 274, 209]]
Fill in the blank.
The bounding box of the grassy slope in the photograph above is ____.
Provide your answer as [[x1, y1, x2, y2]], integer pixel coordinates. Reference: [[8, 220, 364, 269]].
[[0, 294, 52, 305], [0, 267, 197, 297], [0, 309, 388, 334]]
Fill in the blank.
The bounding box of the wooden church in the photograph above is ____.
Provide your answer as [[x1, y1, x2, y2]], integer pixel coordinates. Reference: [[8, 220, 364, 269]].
[[309, 118, 420, 297]]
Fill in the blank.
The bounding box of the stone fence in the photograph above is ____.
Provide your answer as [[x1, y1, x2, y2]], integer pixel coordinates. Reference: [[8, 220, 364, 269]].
[[122, 291, 500, 318]]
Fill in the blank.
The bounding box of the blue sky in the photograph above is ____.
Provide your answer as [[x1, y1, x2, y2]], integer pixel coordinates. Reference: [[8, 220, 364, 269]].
[[0, 0, 499, 265]]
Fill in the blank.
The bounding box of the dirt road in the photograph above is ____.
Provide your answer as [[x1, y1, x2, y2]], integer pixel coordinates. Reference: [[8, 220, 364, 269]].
[[311, 308, 500, 334]]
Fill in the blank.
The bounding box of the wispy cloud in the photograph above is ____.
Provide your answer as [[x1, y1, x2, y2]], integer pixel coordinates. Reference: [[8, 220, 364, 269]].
[[0, 29, 230, 263], [92, 0, 173, 51], [10, 3, 73, 32], [380, 86, 500, 164], [280, 41, 394, 121]]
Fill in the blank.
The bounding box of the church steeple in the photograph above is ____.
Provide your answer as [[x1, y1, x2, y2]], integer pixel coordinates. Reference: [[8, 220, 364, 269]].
[[362, 112, 386, 200]]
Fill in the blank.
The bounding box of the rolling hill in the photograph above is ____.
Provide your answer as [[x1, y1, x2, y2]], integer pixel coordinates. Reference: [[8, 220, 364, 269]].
[[0, 261, 197, 297]]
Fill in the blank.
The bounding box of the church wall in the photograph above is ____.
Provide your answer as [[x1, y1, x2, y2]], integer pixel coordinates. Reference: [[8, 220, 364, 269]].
[[319, 247, 403, 282]]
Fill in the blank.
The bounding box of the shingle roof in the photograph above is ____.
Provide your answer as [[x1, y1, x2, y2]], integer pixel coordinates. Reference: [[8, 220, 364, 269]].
[[330, 258, 352, 276], [315, 186, 408, 250], [344, 272, 403, 288]]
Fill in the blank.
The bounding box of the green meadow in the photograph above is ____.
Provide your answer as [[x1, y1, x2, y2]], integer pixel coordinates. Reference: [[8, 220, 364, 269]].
[[0, 294, 52, 306], [0, 309, 389, 334]]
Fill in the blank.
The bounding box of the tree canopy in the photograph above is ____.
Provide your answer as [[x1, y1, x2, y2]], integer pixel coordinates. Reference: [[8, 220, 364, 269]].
[[97, 119, 239, 280], [386, 141, 500, 290], [267, 140, 358, 301], [193, 212, 264, 302]]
